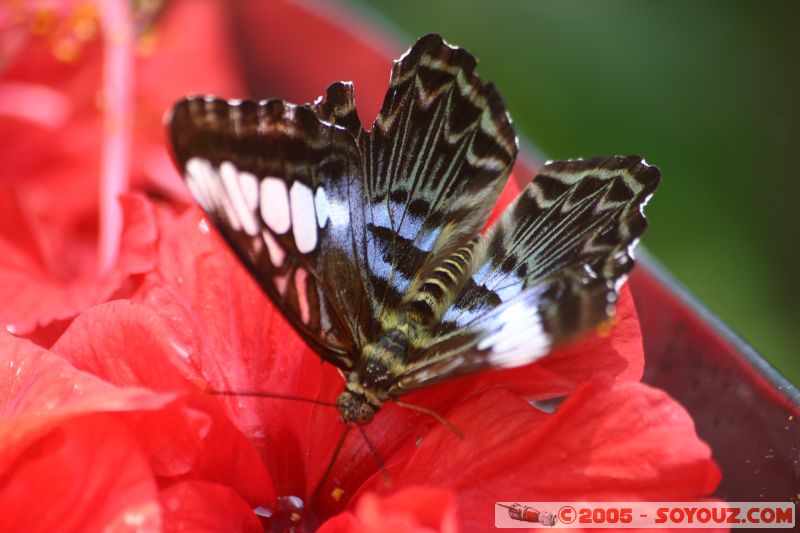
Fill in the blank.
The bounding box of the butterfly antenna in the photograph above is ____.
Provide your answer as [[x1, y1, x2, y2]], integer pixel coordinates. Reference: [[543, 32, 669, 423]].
[[393, 399, 463, 439], [204, 389, 337, 408], [311, 425, 350, 499], [354, 423, 391, 486]]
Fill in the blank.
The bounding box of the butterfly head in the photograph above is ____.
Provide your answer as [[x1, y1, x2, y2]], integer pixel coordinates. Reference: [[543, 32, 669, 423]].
[[335, 388, 378, 425]]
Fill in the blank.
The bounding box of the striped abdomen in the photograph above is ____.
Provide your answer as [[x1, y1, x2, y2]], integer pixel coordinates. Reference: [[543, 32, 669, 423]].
[[402, 239, 479, 328]]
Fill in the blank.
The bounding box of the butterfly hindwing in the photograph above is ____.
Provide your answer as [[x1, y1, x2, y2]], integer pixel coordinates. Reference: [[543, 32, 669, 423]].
[[391, 156, 660, 393], [168, 97, 371, 369]]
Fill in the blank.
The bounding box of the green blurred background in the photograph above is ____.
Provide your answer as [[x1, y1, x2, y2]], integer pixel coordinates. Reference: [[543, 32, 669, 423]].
[[354, 0, 799, 384]]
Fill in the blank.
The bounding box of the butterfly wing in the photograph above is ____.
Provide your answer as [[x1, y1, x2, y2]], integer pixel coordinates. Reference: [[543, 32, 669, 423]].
[[357, 34, 518, 329], [168, 97, 371, 369], [391, 156, 660, 393]]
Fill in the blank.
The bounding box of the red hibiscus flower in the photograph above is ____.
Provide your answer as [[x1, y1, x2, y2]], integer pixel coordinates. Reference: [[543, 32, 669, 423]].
[[0, 1, 721, 532]]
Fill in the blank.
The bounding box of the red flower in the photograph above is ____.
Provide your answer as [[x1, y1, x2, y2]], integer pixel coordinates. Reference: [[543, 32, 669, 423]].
[[0, 1, 720, 531]]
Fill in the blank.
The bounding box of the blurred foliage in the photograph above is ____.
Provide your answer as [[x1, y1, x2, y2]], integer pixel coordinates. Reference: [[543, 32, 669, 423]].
[[356, 0, 800, 384]]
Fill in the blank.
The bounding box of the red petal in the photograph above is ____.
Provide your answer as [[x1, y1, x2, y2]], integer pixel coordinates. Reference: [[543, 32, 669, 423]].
[[353, 377, 719, 532], [0, 415, 161, 532], [0, 194, 157, 334], [160, 481, 263, 533], [133, 0, 248, 198], [51, 298, 276, 506], [133, 205, 336, 497], [52, 299, 193, 390], [0, 331, 175, 473], [484, 170, 524, 228], [318, 486, 458, 533]]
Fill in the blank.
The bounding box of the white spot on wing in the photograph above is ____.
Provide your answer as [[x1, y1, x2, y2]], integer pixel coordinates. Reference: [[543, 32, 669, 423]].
[[260, 177, 291, 234], [290, 181, 318, 253], [249, 234, 263, 257], [315, 187, 330, 228], [262, 229, 285, 267], [186, 158, 240, 231], [185, 158, 214, 211], [274, 273, 289, 295], [239, 171, 259, 211], [220, 161, 259, 236], [318, 286, 332, 332], [327, 198, 350, 228], [476, 299, 550, 368], [295, 268, 310, 324]]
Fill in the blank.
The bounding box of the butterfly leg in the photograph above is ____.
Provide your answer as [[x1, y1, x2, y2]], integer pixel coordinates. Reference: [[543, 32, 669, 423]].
[[393, 399, 463, 439]]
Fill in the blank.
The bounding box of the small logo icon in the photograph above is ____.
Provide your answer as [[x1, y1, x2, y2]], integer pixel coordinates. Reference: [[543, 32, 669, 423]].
[[497, 503, 558, 527]]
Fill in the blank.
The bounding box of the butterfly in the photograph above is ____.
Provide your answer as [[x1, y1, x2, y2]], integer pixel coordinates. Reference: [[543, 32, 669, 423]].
[[167, 33, 660, 427]]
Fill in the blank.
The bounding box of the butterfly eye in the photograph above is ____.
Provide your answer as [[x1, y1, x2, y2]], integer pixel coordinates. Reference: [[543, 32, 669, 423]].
[[335, 390, 376, 424], [335, 391, 353, 409], [357, 403, 376, 425]]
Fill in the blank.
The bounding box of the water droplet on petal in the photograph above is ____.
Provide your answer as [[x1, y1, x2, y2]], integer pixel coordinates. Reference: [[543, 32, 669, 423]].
[[123, 511, 147, 527], [254, 506, 272, 518], [277, 495, 304, 514], [169, 339, 191, 360], [198, 218, 210, 234], [5, 324, 17, 334]]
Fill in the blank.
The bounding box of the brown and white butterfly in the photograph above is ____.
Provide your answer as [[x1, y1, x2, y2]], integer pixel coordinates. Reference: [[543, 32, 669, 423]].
[[167, 34, 660, 427]]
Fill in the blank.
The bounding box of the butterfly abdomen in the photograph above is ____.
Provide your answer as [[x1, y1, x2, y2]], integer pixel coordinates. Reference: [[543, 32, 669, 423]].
[[403, 240, 480, 328]]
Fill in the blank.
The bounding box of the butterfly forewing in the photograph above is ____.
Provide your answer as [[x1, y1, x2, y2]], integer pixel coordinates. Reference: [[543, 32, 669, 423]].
[[358, 34, 518, 330], [391, 156, 660, 393], [168, 97, 370, 369]]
